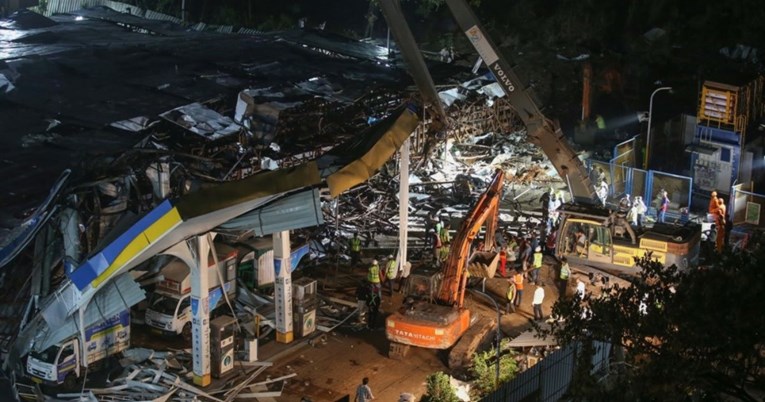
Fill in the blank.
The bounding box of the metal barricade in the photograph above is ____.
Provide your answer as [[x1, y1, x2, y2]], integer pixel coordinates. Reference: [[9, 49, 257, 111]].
[[647, 170, 693, 221], [730, 184, 765, 227]]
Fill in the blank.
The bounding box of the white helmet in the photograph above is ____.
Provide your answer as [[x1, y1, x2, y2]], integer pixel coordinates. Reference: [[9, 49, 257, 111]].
[[372, 259, 378, 265], [389, 255, 394, 259], [535, 246, 541, 252]]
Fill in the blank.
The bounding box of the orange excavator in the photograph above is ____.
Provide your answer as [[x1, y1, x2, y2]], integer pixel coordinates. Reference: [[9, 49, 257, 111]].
[[379, 0, 595, 366], [386, 169, 504, 362]]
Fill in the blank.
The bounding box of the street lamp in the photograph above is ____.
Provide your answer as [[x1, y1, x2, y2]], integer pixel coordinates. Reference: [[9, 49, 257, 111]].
[[468, 289, 502, 387], [643, 86, 673, 169]]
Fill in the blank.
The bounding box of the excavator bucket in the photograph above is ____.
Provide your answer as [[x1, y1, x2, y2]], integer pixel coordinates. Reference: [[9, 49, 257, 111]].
[[466, 251, 499, 278]]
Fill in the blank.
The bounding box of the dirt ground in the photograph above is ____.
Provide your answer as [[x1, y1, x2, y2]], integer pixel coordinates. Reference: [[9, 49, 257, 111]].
[[260, 254, 580, 402]]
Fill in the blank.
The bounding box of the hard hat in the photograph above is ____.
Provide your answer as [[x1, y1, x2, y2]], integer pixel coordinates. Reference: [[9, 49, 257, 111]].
[[535, 246, 541, 252], [389, 254, 394, 259], [372, 259, 378, 265]]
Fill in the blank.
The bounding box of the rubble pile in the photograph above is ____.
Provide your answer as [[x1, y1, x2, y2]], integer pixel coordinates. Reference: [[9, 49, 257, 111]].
[[310, 93, 565, 255], [47, 348, 287, 402]]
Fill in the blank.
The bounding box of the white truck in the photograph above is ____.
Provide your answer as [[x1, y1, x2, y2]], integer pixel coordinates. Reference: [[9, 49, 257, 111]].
[[26, 309, 130, 388], [144, 243, 237, 339]]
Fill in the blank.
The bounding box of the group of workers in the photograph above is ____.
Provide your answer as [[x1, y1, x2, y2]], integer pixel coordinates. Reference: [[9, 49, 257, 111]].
[[350, 233, 413, 329]]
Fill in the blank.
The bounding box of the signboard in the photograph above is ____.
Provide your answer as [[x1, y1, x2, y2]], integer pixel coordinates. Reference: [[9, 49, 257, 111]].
[[745, 201, 760, 225]]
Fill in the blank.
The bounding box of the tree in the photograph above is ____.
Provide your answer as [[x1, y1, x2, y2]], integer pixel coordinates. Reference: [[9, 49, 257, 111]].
[[542, 239, 765, 401], [470, 338, 519, 397], [422, 371, 460, 402]]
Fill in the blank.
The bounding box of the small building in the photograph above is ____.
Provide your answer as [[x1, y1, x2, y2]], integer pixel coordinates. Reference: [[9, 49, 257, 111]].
[[688, 77, 765, 205]]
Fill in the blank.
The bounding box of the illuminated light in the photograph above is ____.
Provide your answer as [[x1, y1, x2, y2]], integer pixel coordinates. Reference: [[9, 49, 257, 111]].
[[387, 320, 395, 328], [75, 16, 84, 21], [434, 329, 444, 335]]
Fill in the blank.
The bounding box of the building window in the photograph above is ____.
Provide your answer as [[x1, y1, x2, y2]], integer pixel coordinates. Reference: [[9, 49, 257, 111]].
[[720, 147, 731, 162]]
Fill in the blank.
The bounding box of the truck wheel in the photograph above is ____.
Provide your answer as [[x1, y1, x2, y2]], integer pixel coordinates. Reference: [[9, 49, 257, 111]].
[[182, 322, 192, 342], [63, 373, 78, 391]]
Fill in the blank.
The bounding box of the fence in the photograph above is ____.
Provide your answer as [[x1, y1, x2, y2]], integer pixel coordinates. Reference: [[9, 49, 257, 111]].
[[481, 341, 611, 402], [587, 159, 693, 220]]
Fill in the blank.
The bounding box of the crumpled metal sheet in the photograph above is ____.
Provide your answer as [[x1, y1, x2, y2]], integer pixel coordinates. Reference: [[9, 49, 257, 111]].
[[160, 103, 241, 140]]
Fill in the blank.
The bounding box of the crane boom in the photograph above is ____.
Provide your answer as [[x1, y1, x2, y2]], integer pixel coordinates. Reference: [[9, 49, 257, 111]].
[[437, 169, 504, 306], [443, 0, 596, 203]]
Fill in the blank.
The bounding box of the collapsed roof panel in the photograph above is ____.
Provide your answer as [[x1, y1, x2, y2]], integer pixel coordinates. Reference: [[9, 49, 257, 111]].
[[0, 7, 420, 229]]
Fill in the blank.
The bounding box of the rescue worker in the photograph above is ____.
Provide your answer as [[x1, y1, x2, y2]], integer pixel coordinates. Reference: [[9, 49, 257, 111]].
[[432, 229, 442, 263], [512, 269, 524, 307], [366, 287, 381, 330], [498, 246, 508, 277], [530, 246, 543, 283], [505, 281, 516, 314], [439, 242, 450, 263], [558, 257, 570, 298], [708, 190, 720, 220], [618, 194, 631, 212], [507, 235, 518, 269], [716, 197, 727, 253], [658, 190, 670, 223], [439, 222, 451, 245], [532, 282, 545, 321], [397, 261, 411, 293], [520, 237, 533, 271], [539, 189, 551, 223], [367, 259, 382, 299], [355, 281, 370, 324], [596, 179, 609, 206], [384, 255, 398, 296], [633, 196, 647, 228], [349, 232, 362, 268]]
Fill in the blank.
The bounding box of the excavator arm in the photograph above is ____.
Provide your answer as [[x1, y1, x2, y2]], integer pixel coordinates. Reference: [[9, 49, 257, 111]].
[[443, 0, 596, 204], [378, 0, 597, 204], [437, 169, 504, 306]]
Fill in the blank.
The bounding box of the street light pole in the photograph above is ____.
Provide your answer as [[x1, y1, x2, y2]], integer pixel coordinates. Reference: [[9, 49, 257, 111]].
[[644, 86, 673, 169], [468, 289, 502, 387]]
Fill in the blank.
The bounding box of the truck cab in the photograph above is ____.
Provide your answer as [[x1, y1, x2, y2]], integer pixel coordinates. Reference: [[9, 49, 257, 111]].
[[145, 244, 237, 339], [145, 289, 192, 336], [26, 309, 130, 387], [27, 339, 79, 386]]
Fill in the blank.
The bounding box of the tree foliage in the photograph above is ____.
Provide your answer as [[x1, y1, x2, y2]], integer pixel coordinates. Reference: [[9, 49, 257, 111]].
[[542, 238, 765, 401], [470, 338, 519, 397], [422, 371, 460, 402]]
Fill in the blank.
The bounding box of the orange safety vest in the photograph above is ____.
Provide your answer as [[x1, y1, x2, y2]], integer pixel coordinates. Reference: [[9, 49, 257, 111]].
[[513, 273, 524, 290]]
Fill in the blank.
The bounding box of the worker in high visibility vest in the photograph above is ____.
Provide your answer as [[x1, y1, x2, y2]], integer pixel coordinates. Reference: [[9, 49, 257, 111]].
[[530, 246, 543, 283], [505, 281, 516, 314], [367, 259, 381, 299], [349, 232, 362, 268], [384, 255, 398, 296], [439, 242, 450, 264], [439, 222, 451, 245], [512, 269, 524, 308]]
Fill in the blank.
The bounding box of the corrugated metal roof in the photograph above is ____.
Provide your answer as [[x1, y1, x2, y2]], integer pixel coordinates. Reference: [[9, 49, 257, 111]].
[[218, 189, 323, 236], [238, 27, 262, 35], [44, 0, 100, 16], [37, 272, 144, 351], [143, 9, 181, 24], [102, 0, 145, 16]]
